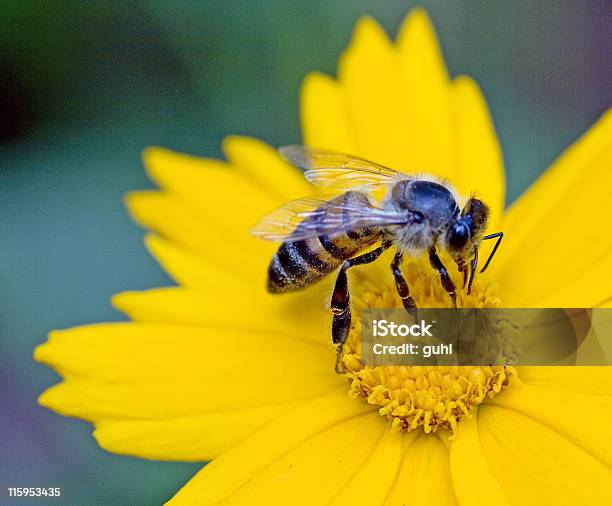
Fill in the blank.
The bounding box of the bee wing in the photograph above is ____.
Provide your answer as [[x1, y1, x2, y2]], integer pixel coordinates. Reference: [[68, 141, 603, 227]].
[[279, 145, 408, 191], [251, 194, 407, 242]]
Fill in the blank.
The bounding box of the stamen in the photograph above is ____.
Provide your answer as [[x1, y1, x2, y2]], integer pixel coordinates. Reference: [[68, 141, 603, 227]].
[[339, 257, 518, 434]]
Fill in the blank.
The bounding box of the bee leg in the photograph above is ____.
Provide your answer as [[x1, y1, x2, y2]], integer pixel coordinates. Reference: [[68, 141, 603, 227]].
[[331, 267, 351, 345], [428, 246, 457, 309], [390, 252, 417, 314], [334, 343, 346, 374], [456, 259, 468, 289], [467, 247, 478, 295], [331, 246, 387, 372]]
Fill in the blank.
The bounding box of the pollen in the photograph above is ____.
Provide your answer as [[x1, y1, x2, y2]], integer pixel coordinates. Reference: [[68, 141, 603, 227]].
[[340, 256, 519, 434]]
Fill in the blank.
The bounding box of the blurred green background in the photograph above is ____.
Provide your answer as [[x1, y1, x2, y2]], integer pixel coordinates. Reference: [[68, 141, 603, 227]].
[[0, 1, 609, 504]]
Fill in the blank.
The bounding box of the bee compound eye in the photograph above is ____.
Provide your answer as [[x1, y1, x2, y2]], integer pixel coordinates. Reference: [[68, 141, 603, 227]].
[[449, 222, 469, 249]]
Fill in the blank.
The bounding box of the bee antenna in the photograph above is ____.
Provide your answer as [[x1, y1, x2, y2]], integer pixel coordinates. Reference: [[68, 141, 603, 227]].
[[479, 232, 504, 273]]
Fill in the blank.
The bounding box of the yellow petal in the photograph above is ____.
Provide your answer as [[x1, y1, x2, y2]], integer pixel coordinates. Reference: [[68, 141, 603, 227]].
[[478, 405, 612, 506], [167, 394, 380, 505], [222, 136, 314, 201], [449, 413, 511, 506], [93, 406, 290, 462], [451, 76, 505, 231], [396, 9, 455, 178], [497, 110, 612, 305], [133, 145, 297, 283], [329, 426, 403, 506], [144, 234, 255, 289], [35, 323, 339, 419], [518, 366, 612, 396], [142, 146, 283, 216], [396, 7, 449, 92], [597, 295, 612, 308], [502, 109, 612, 249], [337, 17, 415, 171], [488, 379, 612, 468], [39, 377, 332, 422], [300, 71, 355, 153], [217, 416, 385, 505], [532, 255, 612, 308], [384, 434, 457, 506], [126, 191, 275, 282], [112, 286, 328, 345]]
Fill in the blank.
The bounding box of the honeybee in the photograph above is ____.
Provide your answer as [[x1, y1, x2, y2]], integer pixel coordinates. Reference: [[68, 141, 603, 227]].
[[252, 146, 503, 366]]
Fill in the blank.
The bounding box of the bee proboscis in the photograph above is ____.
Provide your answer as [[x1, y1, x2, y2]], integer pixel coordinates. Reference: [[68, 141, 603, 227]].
[[252, 146, 503, 370]]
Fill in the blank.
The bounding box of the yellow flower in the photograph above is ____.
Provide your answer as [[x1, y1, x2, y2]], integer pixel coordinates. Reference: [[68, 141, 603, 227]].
[[35, 8, 612, 505]]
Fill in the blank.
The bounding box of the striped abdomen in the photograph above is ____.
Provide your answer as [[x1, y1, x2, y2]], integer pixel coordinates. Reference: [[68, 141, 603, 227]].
[[267, 191, 381, 293]]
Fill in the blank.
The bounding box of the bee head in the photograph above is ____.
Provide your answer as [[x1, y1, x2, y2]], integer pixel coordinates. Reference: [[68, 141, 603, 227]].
[[446, 198, 489, 261], [462, 198, 489, 235]]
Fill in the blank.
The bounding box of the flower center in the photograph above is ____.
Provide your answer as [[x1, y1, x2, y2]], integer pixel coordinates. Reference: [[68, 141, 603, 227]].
[[339, 257, 518, 434]]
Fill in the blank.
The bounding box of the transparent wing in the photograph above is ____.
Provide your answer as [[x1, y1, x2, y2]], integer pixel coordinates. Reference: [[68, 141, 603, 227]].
[[251, 194, 408, 242], [279, 145, 408, 191]]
